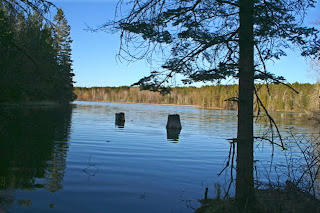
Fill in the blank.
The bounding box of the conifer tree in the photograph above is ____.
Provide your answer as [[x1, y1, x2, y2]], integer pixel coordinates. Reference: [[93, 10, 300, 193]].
[[0, 4, 75, 103], [0, 5, 21, 101], [52, 8, 75, 103]]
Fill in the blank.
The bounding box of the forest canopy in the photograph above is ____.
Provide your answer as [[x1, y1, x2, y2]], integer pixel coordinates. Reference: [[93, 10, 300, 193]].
[[0, 4, 76, 103]]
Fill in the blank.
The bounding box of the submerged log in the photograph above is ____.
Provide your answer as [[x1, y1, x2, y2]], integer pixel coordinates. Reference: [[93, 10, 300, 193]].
[[115, 112, 125, 126], [166, 114, 182, 129]]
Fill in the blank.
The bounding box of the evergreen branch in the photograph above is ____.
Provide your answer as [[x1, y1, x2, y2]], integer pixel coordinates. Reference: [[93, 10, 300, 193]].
[[9, 40, 39, 71]]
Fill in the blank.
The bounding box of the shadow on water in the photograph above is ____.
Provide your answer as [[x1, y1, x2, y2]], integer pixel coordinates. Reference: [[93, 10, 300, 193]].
[[0, 105, 73, 209]]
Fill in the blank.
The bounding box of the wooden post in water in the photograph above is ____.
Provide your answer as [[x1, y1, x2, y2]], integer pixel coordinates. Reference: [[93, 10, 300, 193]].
[[166, 114, 182, 129], [115, 112, 125, 126]]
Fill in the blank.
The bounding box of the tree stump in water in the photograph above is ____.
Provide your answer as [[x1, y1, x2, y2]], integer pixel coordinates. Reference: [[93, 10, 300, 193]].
[[166, 114, 182, 129], [166, 128, 181, 142], [115, 112, 125, 126]]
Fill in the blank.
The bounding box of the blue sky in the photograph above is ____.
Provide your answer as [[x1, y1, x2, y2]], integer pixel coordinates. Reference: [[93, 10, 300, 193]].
[[51, 0, 320, 87]]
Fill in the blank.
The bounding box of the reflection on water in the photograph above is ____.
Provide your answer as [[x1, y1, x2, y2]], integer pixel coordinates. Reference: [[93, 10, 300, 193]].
[[116, 123, 125, 128], [257, 112, 319, 134], [0, 106, 72, 210]]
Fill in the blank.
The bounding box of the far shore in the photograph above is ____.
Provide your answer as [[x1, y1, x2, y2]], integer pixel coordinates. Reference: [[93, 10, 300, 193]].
[[74, 100, 312, 114], [0, 100, 314, 117], [74, 100, 224, 109]]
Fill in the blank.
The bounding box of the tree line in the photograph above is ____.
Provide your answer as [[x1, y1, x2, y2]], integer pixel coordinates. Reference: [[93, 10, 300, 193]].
[[0, 5, 76, 103], [74, 83, 318, 112]]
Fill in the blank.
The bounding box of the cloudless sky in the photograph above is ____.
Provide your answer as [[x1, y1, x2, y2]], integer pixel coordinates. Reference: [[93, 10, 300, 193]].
[[51, 0, 320, 87]]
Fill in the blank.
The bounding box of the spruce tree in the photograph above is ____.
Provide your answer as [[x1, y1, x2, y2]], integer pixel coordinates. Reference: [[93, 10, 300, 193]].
[[53, 8, 75, 103], [0, 4, 75, 103]]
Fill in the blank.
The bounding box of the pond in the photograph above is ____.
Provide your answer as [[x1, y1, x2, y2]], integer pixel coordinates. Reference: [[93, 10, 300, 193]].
[[0, 101, 318, 213]]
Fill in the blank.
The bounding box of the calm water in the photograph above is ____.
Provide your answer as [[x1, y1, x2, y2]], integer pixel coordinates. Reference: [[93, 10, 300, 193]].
[[0, 101, 318, 213]]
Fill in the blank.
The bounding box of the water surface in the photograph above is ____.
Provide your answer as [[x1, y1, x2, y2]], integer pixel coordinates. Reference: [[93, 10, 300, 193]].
[[0, 101, 318, 212]]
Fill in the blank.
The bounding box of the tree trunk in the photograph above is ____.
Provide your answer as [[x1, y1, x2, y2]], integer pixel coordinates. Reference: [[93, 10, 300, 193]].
[[236, 0, 255, 209]]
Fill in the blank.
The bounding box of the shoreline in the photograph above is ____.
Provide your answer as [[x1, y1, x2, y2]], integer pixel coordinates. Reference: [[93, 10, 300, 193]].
[[74, 100, 229, 110], [74, 100, 232, 110], [74, 100, 310, 113]]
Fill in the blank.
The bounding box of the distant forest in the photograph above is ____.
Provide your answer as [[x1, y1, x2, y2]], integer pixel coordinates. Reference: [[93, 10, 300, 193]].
[[75, 83, 319, 112], [0, 5, 76, 103]]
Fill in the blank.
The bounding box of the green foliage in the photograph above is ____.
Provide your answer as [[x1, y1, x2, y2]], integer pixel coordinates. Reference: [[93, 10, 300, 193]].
[[52, 8, 76, 103], [74, 83, 316, 112], [0, 6, 76, 103]]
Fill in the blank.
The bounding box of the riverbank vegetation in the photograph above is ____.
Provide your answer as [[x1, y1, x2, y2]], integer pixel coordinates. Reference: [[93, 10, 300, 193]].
[[75, 83, 318, 112], [196, 188, 320, 213], [0, 4, 76, 104], [196, 132, 320, 212]]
